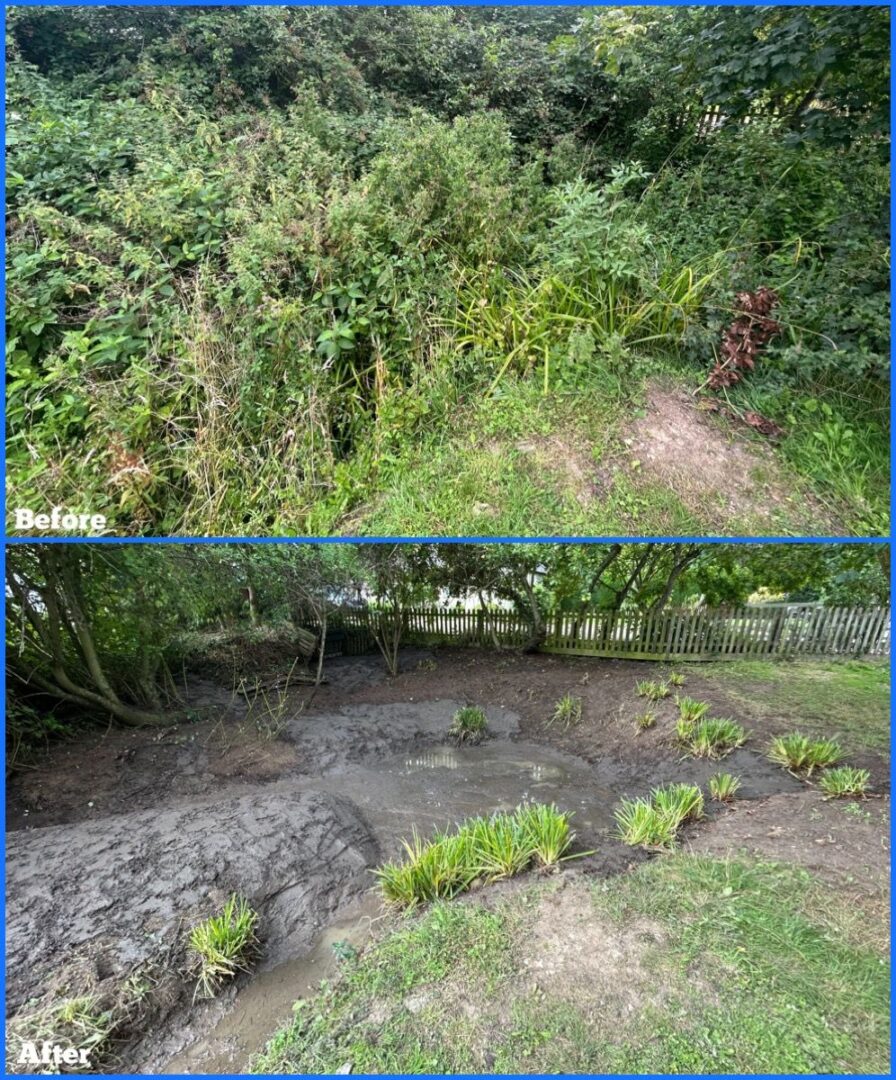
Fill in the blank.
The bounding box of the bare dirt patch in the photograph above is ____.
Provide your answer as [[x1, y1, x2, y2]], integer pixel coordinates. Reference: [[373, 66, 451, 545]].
[[515, 433, 599, 508], [616, 380, 838, 534], [519, 879, 671, 1021], [687, 790, 890, 897]]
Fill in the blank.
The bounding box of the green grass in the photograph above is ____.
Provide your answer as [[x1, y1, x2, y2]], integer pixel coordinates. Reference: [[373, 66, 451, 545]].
[[668, 671, 686, 687], [551, 693, 582, 729], [448, 705, 489, 745], [697, 659, 889, 755], [188, 894, 259, 1000], [373, 804, 578, 908], [819, 765, 871, 798], [768, 732, 843, 775], [681, 716, 747, 759], [254, 856, 889, 1074], [708, 772, 741, 802]]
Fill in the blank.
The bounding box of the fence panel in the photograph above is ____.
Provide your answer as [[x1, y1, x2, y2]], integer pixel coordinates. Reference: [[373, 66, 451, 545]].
[[321, 605, 889, 661]]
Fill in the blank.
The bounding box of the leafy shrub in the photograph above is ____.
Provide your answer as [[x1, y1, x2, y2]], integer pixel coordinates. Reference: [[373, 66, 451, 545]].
[[709, 772, 741, 802], [551, 693, 582, 728], [189, 894, 259, 1000], [681, 717, 747, 759], [819, 765, 870, 798], [767, 733, 842, 775], [448, 705, 489, 745], [373, 804, 579, 908]]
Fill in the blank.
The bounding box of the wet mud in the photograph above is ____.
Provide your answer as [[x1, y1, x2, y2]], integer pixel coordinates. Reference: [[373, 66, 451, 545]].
[[5, 648, 889, 1073]]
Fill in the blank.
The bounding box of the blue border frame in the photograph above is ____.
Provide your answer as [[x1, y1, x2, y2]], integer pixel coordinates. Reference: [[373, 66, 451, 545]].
[[0, 3, 893, 1079]]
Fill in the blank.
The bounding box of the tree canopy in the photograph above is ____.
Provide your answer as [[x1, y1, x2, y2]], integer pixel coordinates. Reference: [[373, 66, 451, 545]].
[[6, 541, 887, 744]]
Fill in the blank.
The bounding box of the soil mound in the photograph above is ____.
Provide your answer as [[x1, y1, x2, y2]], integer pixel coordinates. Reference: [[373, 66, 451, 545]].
[[6, 791, 377, 1067]]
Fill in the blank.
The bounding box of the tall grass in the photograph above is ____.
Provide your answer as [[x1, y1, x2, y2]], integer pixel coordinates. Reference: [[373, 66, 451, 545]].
[[373, 804, 582, 908]]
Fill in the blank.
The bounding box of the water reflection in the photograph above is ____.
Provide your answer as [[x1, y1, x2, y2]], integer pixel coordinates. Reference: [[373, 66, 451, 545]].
[[404, 748, 461, 770], [402, 749, 567, 784]]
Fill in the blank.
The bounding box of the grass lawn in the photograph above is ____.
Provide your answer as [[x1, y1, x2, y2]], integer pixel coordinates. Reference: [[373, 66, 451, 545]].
[[698, 659, 890, 756], [253, 855, 890, 1074], [346, 373, 843, 539]]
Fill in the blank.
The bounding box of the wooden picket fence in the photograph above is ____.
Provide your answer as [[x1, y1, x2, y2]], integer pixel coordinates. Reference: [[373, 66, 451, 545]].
[[328, 605, 890, 662]]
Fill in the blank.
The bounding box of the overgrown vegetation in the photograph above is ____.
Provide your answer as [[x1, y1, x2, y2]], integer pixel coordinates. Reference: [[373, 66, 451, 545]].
[[448, 705, 489, 745], [373, 804, 578, 908], [6, 6, 889, 535], [188, 894, 259, 1001]]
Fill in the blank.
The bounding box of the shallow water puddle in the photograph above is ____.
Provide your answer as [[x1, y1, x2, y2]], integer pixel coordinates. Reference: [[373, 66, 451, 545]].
[[164, 738, 617, 1072], [329, 740, 619, 846]]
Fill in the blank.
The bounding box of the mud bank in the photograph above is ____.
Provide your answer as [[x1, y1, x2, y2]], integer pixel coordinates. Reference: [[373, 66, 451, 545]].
[[6, 791, 377, 1070], [284, 698, 520, 774]]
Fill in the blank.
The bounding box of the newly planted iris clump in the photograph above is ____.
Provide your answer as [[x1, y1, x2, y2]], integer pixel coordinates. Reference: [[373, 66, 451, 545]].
[[675, 696, 709, 729], [188, 894, 259, 1000], [552, 693, 583, 729], [615, 783, 704, 851], [819, 766, 871, 798], [373, 804, 580, 908], [635, 710, 656, 731], [767, 733, 842, 776], [448, 705, 489, 745], [709, 772, 741, 802], [636, 679, 670, 702], [682, 717, 747, 759]]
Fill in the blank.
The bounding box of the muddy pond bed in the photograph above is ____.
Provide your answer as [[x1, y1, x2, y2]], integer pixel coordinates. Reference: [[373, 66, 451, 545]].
[[5, 649, 890, 1073]]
